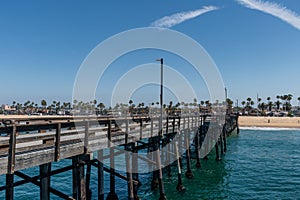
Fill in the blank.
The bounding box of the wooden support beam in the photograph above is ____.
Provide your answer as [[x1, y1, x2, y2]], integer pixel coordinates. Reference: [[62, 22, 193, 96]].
[[72, 156, 79, 199], [223, 127, 227, 153], [215, 140, 221, 161], [132, 142, 140, 199], [106, 120, 118, 200], [185, 130, 193, 178], [175, 142, 185, 192], [220, 132, 224, 156], [86, 157, 92, 200], [156, 149, 167, 200], [125, 144, 134, 200], [78, 157, 86, 200], [195, 130, 201, 168], [15, 171, 75, 200], [40, 163, 51, 200], [0, 164, 74, 192], [97, 150, 104, 200], [5, 174, 14, 200], [150, 139, 159, 191]]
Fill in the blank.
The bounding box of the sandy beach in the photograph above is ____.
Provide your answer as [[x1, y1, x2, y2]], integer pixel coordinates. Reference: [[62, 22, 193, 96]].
[[238, 116, 300, 128]]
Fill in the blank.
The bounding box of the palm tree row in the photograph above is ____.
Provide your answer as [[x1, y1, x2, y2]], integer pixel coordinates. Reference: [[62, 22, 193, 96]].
[[238, 94, 299, 115], [1, 98, 228, 116]]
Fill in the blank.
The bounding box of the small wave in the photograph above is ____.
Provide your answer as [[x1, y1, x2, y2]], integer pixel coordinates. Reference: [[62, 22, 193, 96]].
[[239, 126, 300, 131]]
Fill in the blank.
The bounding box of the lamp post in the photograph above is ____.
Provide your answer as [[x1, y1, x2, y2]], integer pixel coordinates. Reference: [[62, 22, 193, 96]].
[[155, 58, 167, 200], [156, 58, 163, 137]]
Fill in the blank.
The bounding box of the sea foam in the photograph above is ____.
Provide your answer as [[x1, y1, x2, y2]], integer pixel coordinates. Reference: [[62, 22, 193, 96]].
[[239, 126, 300, 131]]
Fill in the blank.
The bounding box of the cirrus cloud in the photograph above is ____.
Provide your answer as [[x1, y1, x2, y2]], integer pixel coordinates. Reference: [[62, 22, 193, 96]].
[[236, 0, 300, 31], [150, 6, 218, 28]]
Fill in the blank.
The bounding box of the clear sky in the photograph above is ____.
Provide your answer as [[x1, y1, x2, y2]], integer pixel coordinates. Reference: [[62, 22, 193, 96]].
[[0, 0, 300, 106]]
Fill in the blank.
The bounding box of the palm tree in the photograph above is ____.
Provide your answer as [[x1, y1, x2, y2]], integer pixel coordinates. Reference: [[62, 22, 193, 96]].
[[259, 102, 266, 113], [257, 98, 262, 103], [275, 100, 281, 111], [250, 100, 254, 108], [268, 101, 273, 111], [129, 100, 133, 105], [241, 101, 246, 108], [287, 94, 293, 104], [41, 100, 47, 108], [18, 103, 23, 114], [226, 98, 233, 111], [12, 101, 16, 108], [193, 98, 197, 108], [298, 97, 300, 109], [97, 102, 105, 114], [200, 101, 204, 106]]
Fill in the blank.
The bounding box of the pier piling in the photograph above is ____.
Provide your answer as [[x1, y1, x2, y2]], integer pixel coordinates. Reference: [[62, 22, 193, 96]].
[[97, 150, 104, 200], [39, 163, 51, 200]]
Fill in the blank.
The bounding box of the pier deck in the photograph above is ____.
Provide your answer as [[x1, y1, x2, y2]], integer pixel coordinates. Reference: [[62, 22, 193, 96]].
[[0, 114, 238, 200]]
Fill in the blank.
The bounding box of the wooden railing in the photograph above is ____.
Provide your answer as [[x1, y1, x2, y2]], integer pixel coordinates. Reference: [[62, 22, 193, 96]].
[[0, 115, 203, 175]]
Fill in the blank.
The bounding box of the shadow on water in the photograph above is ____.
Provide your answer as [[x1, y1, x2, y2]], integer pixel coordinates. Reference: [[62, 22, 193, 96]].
[[138, 147, 230, 200]]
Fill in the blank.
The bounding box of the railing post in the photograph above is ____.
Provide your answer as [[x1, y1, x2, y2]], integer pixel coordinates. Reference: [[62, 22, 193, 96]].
[[84, 120, 90, 154], [6, 120, 16, 200], [7, 120, 16, 174], [139, 119, 143, 140], [55, 123, 61, 162]]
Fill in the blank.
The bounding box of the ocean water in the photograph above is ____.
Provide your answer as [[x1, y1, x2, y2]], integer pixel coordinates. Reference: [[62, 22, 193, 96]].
[[1, 128, 300, 199]]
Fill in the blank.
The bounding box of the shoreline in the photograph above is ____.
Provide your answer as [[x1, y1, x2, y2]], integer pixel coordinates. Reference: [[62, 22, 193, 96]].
[[238, 116, 300, 128], [2, 115, 300, 128]]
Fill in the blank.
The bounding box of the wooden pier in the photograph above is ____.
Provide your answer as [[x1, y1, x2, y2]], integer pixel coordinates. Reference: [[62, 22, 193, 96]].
[[0, 113, 238, 200]]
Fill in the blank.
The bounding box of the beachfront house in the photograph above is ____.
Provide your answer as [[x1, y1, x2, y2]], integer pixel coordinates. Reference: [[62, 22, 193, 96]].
[[1, 104, 16, 115]]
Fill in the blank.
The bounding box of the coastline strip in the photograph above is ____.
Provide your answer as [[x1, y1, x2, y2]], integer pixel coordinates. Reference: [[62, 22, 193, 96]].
[[238, 116, 300, 128]]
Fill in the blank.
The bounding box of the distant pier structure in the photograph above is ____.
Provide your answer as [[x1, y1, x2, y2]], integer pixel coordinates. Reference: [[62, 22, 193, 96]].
[[0, 113, 238, 200]]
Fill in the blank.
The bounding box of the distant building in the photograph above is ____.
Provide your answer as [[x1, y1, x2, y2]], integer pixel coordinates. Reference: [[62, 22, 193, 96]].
[[1, 104, 16, 114]]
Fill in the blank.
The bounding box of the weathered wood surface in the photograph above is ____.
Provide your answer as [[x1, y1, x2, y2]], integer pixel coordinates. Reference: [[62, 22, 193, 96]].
[[0, 115, 198, 176]]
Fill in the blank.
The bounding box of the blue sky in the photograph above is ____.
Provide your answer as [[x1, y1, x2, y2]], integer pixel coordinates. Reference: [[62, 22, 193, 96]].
[[0, 0, 300, 106]]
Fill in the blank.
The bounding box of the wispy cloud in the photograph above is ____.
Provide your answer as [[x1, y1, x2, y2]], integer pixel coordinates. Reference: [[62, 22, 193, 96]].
[[150, 6, 218, 28], [236, 0, 300, 30]]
